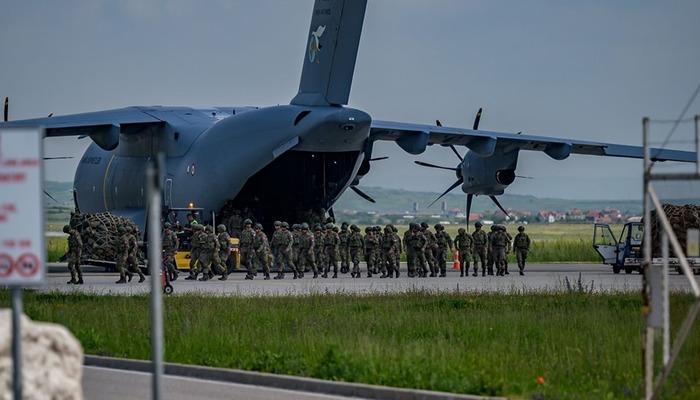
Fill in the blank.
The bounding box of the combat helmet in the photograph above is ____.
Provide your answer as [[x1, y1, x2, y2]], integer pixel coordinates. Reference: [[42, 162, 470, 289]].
[[518, 226, 525, 231], [434, 224, 442, 231], [325, 223, 333, 229], [217, 224, 226, 233], [314, 224, 322, 231], [474, 221, 483, 228], [341, 222, 348, 229], [281, 221, 289, 229], [420, 222, 428, 229], [458, 227, 466, 234], [243, 218, 252, 226], [273, 220, 281, 228], [392, 225, 398, 233], [350, 224, 358, 231], [301, 222, 309, 230], [62, 225, 70, 233], [205, 225, 213, 232], [193, 224, 203, 231], [254, 223, 263, 230], [164, 222, 171, 229]]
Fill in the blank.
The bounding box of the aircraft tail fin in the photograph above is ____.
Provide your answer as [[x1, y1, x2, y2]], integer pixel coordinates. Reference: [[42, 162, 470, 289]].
[[291, 0, 367, 106]]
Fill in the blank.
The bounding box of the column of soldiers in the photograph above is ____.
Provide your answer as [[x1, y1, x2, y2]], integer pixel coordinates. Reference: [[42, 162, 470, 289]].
[[65, 217, 532, 284]]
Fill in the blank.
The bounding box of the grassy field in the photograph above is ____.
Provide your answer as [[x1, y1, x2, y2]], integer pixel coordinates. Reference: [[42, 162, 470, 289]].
[[2, 291, 697, 399]]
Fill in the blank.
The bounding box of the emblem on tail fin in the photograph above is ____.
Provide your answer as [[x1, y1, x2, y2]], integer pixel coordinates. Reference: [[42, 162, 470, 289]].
[[308, 25, 326, 63]]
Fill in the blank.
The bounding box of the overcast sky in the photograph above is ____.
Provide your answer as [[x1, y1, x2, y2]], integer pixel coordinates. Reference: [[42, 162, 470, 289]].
[[1, 0, 698, 200]]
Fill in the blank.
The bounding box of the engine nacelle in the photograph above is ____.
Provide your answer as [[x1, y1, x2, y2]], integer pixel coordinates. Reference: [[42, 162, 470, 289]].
[[461, 148, 519, 195]]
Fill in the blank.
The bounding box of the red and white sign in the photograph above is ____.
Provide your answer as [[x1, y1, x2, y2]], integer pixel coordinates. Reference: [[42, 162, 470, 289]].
[[0, 127, 45, 286]]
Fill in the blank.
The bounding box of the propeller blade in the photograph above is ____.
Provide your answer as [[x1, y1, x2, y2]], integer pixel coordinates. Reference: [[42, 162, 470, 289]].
[[369, 156, 388, 161], [43, 156, 74, 160], [449, 145, 463, 162], [43, 190, 59, 203], [3, 97, 8, 122], [515, 175, 534, 179], [435, 119, 442, 127], [414, 161, 458, 171], [428, 177, 463, 208], [489, 195, 509, 217], [472, 107, 482, 130], [466, 193, 473, 230], [350, 186, 376, 203]]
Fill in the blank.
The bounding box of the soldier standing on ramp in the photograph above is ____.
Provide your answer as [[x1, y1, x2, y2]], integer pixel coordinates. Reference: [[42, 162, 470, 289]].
[[339, 222, 350, 274], [513, 225, 531, 276], [251, 223, 272, 280], [64, 224, 84, 284], [239, 219, 255, 277], [472, 222, 488, 276], [454, 228, 474, 277], [162, 222, 179, 281], [348, 225, 364, 278]]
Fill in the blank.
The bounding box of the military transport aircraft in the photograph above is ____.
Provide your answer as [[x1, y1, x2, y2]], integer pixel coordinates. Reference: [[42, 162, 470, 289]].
[[0, 0, 695, 231]]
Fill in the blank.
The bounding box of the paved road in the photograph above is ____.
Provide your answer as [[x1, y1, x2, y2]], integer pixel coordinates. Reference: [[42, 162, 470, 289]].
[[83, 366, 361, 400], [43, 262, 696, 295]]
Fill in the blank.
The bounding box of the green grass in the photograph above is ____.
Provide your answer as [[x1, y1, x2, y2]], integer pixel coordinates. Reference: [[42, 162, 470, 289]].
[[2, 291, 698, 399], [47, 237, 67, 262]]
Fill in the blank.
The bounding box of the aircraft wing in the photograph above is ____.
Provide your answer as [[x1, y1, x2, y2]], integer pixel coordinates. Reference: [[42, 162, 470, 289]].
[[370, 120, 695, 162]]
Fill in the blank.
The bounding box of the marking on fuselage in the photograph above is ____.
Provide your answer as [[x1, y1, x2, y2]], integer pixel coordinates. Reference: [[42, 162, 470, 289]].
[[102, 154, 116, 211]]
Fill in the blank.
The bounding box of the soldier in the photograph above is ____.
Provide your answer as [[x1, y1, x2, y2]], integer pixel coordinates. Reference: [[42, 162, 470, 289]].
[[491, 226, 510, 276], [403, 225, 415, 276], [313, 224, 326, 276], [197, 225, 218, 281], [323, 223, 340, 278], [251, 223, 272, 280], [472, 222, 488, 276], [213, 224, 230, 280], [240, 219, 255, 277], [273, 222, 298, 279], [338, 222, 350, 274], [408, 223, 429, 277], [115, 225, 130, 284], [127, 226, 145, 283], [363, 227, 377, 277], [291, 224, 301, 270], [486, 225, 497, 275], [454, 228, 474, 277], [421, 223, 438, 277], [162, 222, 179, 281], [64, 224, 83, 284], [185, 223, 203, 280], [380, 225, 398, 278], [297, 223, 318, 278], [503, 226, 513, 275], [348, 225, 364, 278], [392, 225, 401, 277], [513, 225, 531, 275], [434, 224, 453, 277]]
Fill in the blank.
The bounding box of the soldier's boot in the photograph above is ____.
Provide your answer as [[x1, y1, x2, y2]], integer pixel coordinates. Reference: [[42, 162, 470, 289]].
[[519, 270, 524, 276], [138, 271, 146, 283], [439, 271, 447, 277], [481, 268, 486, 277], [76, 272, 84, 285], [127, 271, 134, 282], [487, 268, 494, 276], [460, 267, 464, 277], [472, 268, 478, 277], [185, 272, 197, 280], [115, 273, 127, 284], [332, 272, 338, 278], [171, 271, 179, 281], [264, 272, 271, 280], [67, 271, 76, 284], [380, 271, 388, 278], [273, 273, 284, 280], [504, 265, 510, 275], [313, 271, 319, 279], [321, 271, 328, 278], [245, 274, 254, 280], [218, 273, 228, 281]]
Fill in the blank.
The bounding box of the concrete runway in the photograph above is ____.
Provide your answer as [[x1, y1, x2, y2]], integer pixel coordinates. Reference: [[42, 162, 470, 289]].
[[83, 366, 361, 400], [43, 262, 696, 295]]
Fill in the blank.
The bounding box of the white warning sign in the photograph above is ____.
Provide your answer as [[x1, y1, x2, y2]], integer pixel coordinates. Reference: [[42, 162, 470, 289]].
[[0, 127, 45, 286]]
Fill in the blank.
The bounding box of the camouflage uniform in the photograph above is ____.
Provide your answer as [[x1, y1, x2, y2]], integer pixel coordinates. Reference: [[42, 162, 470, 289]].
[[197, 225, 219, 281], [407, 224, 428, 277], [491, 227, 509, 276], [127, 227, 145, 282], [186, 224, 203, 280], [298, 224, 317, 278], [434, 224, 453, 277], [292, 224, 301, 270], [239, 220, 255, 277], [251, 224, 271, 280], [421, 223, 438, 277], [348, 225, 364, 278], [373, 226, 383, 274], [115, 227, 130, 283], [273, 222, 298, 279], [380, 226, 398, 278], [503, 228, 513, 275], [403, 228, 415, 276], [338, 223, 350, 273], [64, 225, 83, 284], [513, 227, 531, 275], [392, 226, 401, 276], [162, 223, 179, 281], [363, 228, 378, 277], [486, 226, 497, 275], [313, 225, 326, 274], [213, 224, 230, 280], [454, 228, 474, 276], [323, 224, 340, 278], [472, 223, 489, 276]]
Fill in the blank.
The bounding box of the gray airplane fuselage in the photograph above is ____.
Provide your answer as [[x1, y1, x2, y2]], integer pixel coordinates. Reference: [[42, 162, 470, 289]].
[[74, 104, 371, 226]]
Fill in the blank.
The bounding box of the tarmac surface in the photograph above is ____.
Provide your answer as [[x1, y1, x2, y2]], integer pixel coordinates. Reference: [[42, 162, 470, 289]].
[[83, 366, 362, 400], [44, 262, 696, 295]]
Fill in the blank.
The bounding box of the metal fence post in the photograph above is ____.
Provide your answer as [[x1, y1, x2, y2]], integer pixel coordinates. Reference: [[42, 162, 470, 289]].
[[147, 155, 164, 400], [11, 288, 22, 400]]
